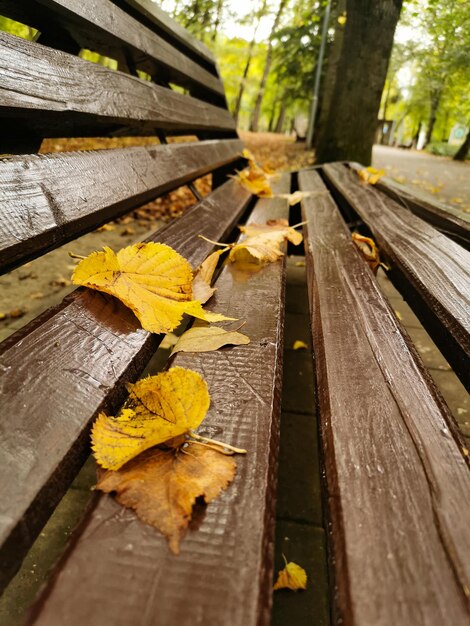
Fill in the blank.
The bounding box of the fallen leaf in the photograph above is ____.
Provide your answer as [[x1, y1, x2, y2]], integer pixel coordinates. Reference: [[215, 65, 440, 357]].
[[295, 261, 305, 267], [451, 197, 464, 204], [293, 340, 308, 350], [233, 167, 273, 197], [159, 332, 179, 349], [30, 292, 45, 300], [95, 223, 115, 232], [352, 233, 383, 274], [121, 227, 135, 236], [92, 367, 210, 470], [72, 242, 232, 334], [6, 308, 25, 319], [394, 310, 403, 321], [229, 220, 303, 265], [277, 190, 323, 206], [50, 276, 70, 288], [192, 249, 225, 304], [96, 443, 236, 554], [273, 559, 307, 591], [357, 167, 385, 185], [171, 325, 250, 355]]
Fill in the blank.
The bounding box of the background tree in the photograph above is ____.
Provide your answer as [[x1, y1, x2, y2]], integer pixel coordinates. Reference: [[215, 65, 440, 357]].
[[315, 0, 403, 164]]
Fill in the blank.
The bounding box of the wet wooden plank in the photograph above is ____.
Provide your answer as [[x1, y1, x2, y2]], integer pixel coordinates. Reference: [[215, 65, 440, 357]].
[[322, 162, 470, 392], [0, 32, 234, 145], [25, 176, 291, 626], [348, 163, 470, 249], [299, 169, 470, 626], [0, 138, 243, 273], [0, 179, 252, 593], [119, 0, 215, 66], [0, 0, 223, 100]]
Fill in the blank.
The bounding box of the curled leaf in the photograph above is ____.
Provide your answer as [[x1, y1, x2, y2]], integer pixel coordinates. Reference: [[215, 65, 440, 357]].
[[293, 340, 308, 350], [357, 167, 385, 185], [72, 242, 232, 334], [96, 443, 236, 554], [92, 367, 210, 470], [274, 560, 308, 591], [192, 249, 226, 304], [171, 325, 250, 355], [352, 232, 384, 274]]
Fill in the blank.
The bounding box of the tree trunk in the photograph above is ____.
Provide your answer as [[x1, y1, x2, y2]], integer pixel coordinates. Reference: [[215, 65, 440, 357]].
[[274, 101, 287, 133], [315, 0, 403, 165], [424, 89, 442, 147], [250, 0, 288, 132], [232, 0, 268, 124], [211, 0, 225, 44], [453, 126, 470, 161], [314, 0, 346, 146]]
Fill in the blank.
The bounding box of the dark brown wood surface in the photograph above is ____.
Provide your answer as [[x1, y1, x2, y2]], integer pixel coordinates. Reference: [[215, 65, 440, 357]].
[[119, 0, 215, 66], [24, 176, 290, 626], [348, 163, 470, 249], [299, 169, 470, 626], [0, 32, 234, 143], [0, 0, 223, 100], [0, 138, 243, 273], [322, 162, 470, 392], [0, 179, 252, 593]]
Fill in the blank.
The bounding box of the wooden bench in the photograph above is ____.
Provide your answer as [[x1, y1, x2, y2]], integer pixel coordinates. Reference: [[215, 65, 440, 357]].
[[0, 2, 469, 625]]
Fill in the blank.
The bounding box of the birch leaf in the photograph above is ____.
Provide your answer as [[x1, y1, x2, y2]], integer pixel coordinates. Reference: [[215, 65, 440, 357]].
[[274, 561, 308, 591], [171, 325, 250, 355], [72, 242, 232, 334], [229, 219, 303, 265], [92, 367, 210, 470], [96, 443, 236, 554]]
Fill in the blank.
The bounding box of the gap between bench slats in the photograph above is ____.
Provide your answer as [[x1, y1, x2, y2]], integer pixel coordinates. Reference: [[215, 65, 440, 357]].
[[0, 179, 252, 593], [24, 175, 290, 626], [0, 32, 234, 144], [0, 138, 243, 274], [0, 0, 223, 101], [299, 169, 470, 626], [322, 163, 470, 393], [348, 163, 470, 249]]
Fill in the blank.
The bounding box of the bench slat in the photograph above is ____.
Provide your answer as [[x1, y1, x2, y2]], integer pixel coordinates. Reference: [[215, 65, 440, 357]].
[[322, 162, 470, 392], [25, 175, 290, 626], [299, 169, 470, 626], [0, 179, 252, 593], [0, 138, 243, 274], [0, 0, 223, 99], [349, 164, 470, 249], [0, 32, 234, 143], [119, 0, 215, 66]]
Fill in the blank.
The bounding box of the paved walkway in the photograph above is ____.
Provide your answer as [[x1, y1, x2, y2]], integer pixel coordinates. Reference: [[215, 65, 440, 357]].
[[372, 145, 470, 213]]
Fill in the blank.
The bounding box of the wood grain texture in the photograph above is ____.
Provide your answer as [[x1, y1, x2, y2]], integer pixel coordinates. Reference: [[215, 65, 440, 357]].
[[119, 0, 215, 66], [0, 179, 252, 593], [349, 163, 470, 249], [0, 138, 243, 273], [25, 176, 291, 626], [0, 0, 223, 100], [299, 169, 470, 626], [322, 162, 470, 392], [0, 32, 234, 143]]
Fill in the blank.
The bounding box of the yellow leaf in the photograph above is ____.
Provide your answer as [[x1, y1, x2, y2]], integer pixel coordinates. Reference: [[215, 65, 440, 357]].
[[159, 332, 179, 349], [72, 242, 233, 334], [357, 167, 385, 185], [451, 197, 464, 204], [192, 249, 225, 304], [295, 261, 305, 267], [352, 232, 382, 274], [273, 560, 307, 591], [171, 325, 250, 355], [234, 167, 273, 197], [229, 219, 303, 265], [293, 340, 308, 350], [337, 13, 347, 25], [96, 443, 236, 554], [92, 367, 210, 470]]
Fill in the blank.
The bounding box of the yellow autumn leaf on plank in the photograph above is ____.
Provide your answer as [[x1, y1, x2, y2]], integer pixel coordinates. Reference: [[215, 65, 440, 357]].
[[234, 167, 273, 197], [273, 559, 307, 591], [352, 232, 385, 274], [229, 219, 303, 265], [192, 249, 227, 304], [92, 367, 210, 470], [171, 325, 250, 355], [357, 166, 385, 185], [72, 242, 232, 334]]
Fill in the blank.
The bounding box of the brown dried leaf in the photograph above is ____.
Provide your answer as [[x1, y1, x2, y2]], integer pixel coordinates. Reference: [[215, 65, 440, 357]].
[[96, 443, 236, 554], [171, 325, 250, 355]]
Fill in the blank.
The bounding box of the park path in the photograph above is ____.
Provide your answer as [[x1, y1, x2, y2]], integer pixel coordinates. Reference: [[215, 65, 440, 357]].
[[373, 145, 470, 214]]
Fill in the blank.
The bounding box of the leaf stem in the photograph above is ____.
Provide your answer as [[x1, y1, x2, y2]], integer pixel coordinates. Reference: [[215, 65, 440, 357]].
[[186, 439, 235, 456], [188, 431, 247, 454], [68, 252, 87, 260], [198, 235, 231, 249]]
